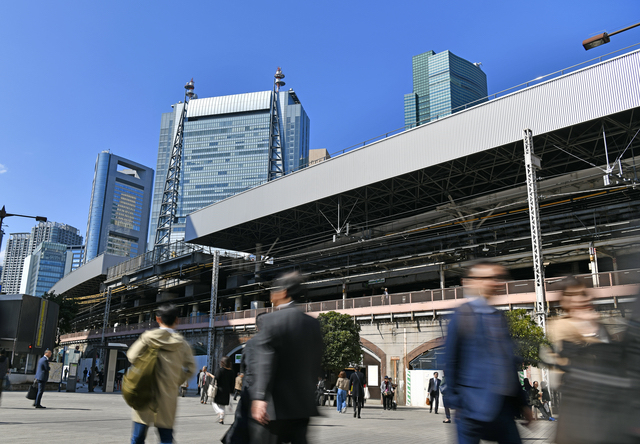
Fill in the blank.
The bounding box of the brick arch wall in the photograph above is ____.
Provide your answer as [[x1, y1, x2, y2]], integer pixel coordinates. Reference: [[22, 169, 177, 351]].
[[406, 337, 446, 365]]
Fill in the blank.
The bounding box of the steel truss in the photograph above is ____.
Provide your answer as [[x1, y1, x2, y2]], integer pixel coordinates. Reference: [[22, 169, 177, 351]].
[[268, 68, 285, 180], [154, 80, 195, 259]]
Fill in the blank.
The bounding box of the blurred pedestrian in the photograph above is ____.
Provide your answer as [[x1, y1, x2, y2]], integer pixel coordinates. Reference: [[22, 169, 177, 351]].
[[127, 304, 196, 444], [545, 276, 625, 443], [83, 367, 88, 383], [0, 349, 9, 405], [234, 373, 243, 401], [180, 380, 188, 397], [208, 356, 235, 425], [250, 271, 323, 444], [441, 372, 451, 423], [335, 371, 349, 413], [316, 376, 326, 406], [529, 381, 550, 420], [445, 261, 531, 444], [349, 365, 366, 419], [427, 371, 441, 414]]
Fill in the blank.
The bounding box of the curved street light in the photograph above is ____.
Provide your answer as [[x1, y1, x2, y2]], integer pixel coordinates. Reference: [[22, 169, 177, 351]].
[[0, 205, 48, 265], [583, 22, 640, 50]]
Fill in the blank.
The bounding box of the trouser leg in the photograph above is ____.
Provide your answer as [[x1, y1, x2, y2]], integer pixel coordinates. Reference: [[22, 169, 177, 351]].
[[131, 422, 149, 444], [35, 382, 46, 406], [157, 427, 173, 444]]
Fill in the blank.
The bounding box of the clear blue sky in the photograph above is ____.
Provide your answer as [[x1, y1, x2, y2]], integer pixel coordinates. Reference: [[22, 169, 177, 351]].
[[1, 1, 638, 262]]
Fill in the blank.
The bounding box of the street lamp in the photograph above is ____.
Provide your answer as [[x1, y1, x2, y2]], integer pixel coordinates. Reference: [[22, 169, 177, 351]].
[[583, 22, 640, 50], [0, 205, 47, 265]]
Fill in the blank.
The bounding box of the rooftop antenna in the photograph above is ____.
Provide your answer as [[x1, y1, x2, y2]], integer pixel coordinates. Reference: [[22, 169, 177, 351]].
[[269, 68, 285, 180]]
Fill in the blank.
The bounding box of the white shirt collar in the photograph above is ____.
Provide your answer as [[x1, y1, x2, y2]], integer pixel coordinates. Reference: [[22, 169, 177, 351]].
[[159, 326, 176, 334]]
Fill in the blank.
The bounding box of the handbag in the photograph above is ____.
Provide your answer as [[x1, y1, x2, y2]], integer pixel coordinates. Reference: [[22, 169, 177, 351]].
[[207, 379, 218, 399], [364, 386, 370, 400], [26, 381, 38, 400], [426, 397, 431, 406]]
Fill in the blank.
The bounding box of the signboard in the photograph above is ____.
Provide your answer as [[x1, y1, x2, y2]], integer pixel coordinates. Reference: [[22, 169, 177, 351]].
[[367, 278, 386, 285], [49, 362, 63, 383], [234, 354, 242, 364], [367, 365, 379, 387]]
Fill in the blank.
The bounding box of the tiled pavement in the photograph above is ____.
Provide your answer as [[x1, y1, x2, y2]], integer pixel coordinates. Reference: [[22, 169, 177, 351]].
[[0, 391, 556, 443]]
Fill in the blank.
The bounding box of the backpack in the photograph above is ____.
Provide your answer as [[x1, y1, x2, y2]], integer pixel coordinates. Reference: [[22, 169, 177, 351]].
[[122, 345, 159, 412]]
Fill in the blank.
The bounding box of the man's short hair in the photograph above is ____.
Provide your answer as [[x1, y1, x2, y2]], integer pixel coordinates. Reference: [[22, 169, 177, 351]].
[[463, 260, 509, 279], [156, 303, 180, 326], [273, 271, 306, 301]]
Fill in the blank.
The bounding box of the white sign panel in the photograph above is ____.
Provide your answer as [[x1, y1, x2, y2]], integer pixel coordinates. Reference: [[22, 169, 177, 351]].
[[367, 365, 378, 387]]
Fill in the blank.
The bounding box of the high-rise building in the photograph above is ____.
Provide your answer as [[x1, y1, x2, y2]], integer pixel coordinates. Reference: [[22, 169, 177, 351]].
[[30, 221, 83, 253], [0, 233, 31, 294], [149, 89, 310, 246], [0, 222, 83, 294], [20, 242, 68, 296], [404, 50, 487, 128], [84, 152, 154, 263]]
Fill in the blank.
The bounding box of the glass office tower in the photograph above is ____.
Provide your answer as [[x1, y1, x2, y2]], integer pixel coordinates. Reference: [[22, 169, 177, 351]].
[[84, 152, 154, 263], [149, 89, 310, 247], [20, 242, 68, 296], [404, 50, 487, 128]]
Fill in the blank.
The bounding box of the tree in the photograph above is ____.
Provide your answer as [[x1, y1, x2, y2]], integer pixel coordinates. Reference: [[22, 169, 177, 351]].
[[504, 309, 549, 368], [43, 291, 79, 341], [318, 311, 362, 373]]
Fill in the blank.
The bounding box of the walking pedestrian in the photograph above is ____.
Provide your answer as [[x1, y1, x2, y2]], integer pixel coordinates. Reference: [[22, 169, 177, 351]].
[[199, 366, 211, 404], [83, 367, 88, 383], [234, 373, 243, 401], [34, 349, 52, 409], [249, 271, 323, 443], [196, 368, 202, 396], [0, 349, 9, 406], [208, 356, 235, 425], [380, 375, 394, 410], [127, 304, 196, 444], [441, 372, 451, 423], [349, 365, 366, 418], [427, 372, 441, 414], [445, 261, 531, 444], [335, 371, 349, 413]]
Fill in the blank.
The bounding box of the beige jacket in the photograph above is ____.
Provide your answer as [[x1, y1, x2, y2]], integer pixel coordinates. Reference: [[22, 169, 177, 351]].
[[127, 328, 196, 428], [336, 377, 349, 391]]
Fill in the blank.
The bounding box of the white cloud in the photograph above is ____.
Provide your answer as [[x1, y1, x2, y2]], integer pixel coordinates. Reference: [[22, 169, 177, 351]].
[[0, 164, 6, 174]]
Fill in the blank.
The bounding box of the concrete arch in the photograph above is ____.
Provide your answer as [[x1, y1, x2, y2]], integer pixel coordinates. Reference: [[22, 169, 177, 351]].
[[226, 343, 245, 357], [406, 336, 446, 366]]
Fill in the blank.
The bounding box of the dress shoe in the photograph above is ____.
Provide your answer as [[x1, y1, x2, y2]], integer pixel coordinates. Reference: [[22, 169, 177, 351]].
[[357, 415, 361, 419], [35, 405, 46, 409], [353, 412, 357, 418], [443, 419, 451, 423]]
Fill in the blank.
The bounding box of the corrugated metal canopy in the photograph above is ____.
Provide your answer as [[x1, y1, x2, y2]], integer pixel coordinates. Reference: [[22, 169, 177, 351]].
[[185, 50, 640, 254]]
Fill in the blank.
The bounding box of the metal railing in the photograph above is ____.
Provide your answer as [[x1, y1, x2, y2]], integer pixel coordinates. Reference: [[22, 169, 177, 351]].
[[61, 268, 640, 342]]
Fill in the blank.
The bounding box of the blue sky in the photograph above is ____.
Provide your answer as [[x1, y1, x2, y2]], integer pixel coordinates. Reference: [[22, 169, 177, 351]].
[[1, 1, 638, 262]]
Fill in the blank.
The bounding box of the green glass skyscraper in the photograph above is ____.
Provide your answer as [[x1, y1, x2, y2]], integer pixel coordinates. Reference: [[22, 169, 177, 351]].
[[404, 50, 487, 128]]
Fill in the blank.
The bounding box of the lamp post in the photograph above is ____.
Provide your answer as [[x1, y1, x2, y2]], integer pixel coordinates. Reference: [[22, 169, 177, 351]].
[[583, 22, 640, 50], [0, 205, 47, 274]]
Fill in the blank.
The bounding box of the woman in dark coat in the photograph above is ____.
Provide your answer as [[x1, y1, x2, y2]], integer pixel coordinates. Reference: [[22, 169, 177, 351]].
[[208, 356, 236, 424]]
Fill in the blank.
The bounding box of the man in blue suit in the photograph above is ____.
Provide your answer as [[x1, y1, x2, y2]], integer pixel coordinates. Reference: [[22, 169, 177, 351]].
[[34, 349, 51, 408], [445, 262, 531, 444]]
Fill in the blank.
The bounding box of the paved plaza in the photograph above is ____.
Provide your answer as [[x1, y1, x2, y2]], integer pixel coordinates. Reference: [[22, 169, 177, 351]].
[[0, 390, 557, 443]]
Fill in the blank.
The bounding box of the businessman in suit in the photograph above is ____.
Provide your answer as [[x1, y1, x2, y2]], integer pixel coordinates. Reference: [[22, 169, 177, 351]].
[[34, 349, 52, 408], [445, 261, 531, 444], [427, 372, 441, 413], [250, 272, 323, 444], [349, 366, 366, 418]]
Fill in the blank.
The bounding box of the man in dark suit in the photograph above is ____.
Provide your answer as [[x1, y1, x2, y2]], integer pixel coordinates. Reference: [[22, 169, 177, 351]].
[[250, 272, 323, 444], [34, 349, 52, 408], [349, 365, 366, 418], [427, 371, 441, 413], [445, 261, 531, 444]]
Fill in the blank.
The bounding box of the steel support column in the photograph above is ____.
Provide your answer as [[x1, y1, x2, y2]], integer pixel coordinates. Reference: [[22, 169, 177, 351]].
[[523, 129, 549, 385], [207, 250, 220, 372]]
